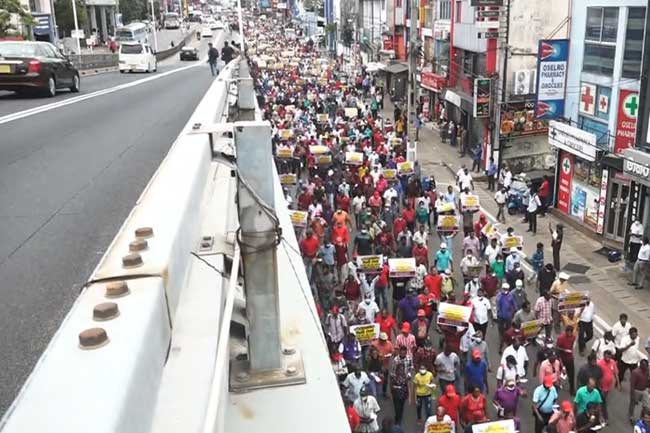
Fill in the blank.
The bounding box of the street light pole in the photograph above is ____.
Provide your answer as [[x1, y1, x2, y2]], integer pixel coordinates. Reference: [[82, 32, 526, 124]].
[[71, 0, 81, 54], [406, 0, 418, 147], [150, 0, 158, 51]]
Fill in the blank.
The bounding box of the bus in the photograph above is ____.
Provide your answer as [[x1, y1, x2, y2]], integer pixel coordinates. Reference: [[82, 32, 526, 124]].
[[115, 23, 149, 44], [164, 12, 181, 29]]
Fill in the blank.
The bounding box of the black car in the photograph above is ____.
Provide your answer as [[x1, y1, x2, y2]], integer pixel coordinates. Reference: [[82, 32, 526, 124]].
[[0, 41, 80, 97], [180, 47, 199, 61]]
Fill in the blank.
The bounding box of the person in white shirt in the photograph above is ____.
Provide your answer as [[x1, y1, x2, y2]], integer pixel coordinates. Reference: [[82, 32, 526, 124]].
[[471, 288, 492, 337], [412, 226, 429, 247], [424, 406, 456, 433], [495, 188, 508, 223], [354, 389, 381, 433], [460, 252, 480, 282], [578, 300, 595, 355], [618, 327, 641, 381], [357, 294, 380, 322], [591, 330, 616, 360], [527, 190, 542, 234], [457, 167, 474, 191], [383, 187, 398, 204], [630, 237, 650, 290], [465, 276, 481, 299], [612, 313, 632, 348], [352, 193, 366, 228], [501, 339, 529, 378], [343, 366, 370, 402], [629, 219, 644, 268], [307, 202, 322, 219], [503, 167, 513, 189], [484, 237, 501, 268]]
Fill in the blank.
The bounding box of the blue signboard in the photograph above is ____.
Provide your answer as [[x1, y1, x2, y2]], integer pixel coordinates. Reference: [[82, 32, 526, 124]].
[[32, 13, 54, 42], [535, 39, 569, 119]]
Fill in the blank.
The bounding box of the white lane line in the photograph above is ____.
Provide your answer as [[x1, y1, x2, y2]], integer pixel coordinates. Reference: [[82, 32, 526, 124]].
[[0, 59, 206, 126]]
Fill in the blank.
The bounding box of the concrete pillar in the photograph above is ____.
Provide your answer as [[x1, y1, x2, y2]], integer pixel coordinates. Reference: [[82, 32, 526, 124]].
[[90, 5, 98, 34], [109, 7, 115, 31], [100, 6, 108, 41]]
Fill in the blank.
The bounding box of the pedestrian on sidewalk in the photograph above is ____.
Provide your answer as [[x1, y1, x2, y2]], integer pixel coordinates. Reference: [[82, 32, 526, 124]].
[[629, 236, 650, 290], [449, 121, 457, 148], [207, 42, 220, 76], [578, 300, 595, 355], [487, 157, 498, 191], [628, 219, 644, 269], [471, 144, 482, 173], [550, 223, 564, 271], [495, 188, 508, 223], [457, 126, 465, 156], [527, 189, 542, 234], [538, 175, 550, 217]]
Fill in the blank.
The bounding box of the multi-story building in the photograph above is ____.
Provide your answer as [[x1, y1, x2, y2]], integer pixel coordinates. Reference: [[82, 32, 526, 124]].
[[549, 0, 646, 245]]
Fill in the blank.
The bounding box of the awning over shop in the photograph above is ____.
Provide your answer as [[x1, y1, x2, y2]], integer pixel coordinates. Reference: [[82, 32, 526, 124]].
[[600, 153, 624, 172], [366, 62, 386, 73], [384, 62, 409, 74]]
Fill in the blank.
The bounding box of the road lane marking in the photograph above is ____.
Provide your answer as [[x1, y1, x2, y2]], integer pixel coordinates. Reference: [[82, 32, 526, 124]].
[[0, 59, 207, 126]]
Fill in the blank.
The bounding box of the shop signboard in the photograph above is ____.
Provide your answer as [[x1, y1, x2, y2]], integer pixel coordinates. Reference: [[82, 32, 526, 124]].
[[557, 152, 573, 214], [437, 302, 472, 328], [622, 148, 650, 187], [471, 419, 516, 433], [499, 102, 549, 138], [388, 258, 416, 278], [548, 121, 598, 162], [535, 39, 569, 119], [350, 323, 380, 346], [473, 78, 491, 118], [614, 89, 639, 154], [596, 169, 608, 234], [421, 72, 446, 92], [558, 292, 590, 312]]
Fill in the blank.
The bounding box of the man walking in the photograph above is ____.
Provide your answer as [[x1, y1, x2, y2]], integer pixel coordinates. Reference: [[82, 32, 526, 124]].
[[207, 42, 219, 76], [495, 187, 507, 223], [630, 236, 650, 290], [221, 41, 235, 65], [527, 189, 542, 234]]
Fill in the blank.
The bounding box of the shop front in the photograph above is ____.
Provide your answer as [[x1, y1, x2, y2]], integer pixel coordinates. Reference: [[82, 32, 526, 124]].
[[420, 70, 447, 122], [622, 148, 650, 249], [433, 21, 449, 76], [549, 121, 607, 235]]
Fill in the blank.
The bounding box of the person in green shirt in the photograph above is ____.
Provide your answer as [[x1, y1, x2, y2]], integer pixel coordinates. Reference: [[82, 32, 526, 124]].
[[370, 98, 379, 118], [574, 377, 603, 415], [491, 254, 506, 281], [416, 202, 430, 228]]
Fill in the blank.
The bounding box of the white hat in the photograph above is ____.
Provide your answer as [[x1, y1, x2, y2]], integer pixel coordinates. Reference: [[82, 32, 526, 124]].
[[515, 279, 523, 288], [445, 268, 452, 275], [502, 282, 510, 289], [440, 242, 447, 249], [559, 272, 570, 280], [510, 246, 518, 253]]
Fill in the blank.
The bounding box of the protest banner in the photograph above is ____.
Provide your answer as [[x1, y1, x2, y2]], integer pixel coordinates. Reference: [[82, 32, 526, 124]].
[[461, 194, 481, 212], [521, 319, 542, 338], [471, 419, 516, 433], [437, 302, 472, 328], [390, 137, 402, 148], [345, 152, 364, 165], [356, 255, 384, 273], [317, 154, 332, 165], [317, 113, 329, 123], [558, 292, 590, 312], [397, 161, 414, 176], [345, 107, 359, 118], [388, 258, 416, 278], [501, 235, 523, 250], [276, 146, 294, 159], [437, 215, 459, 233], [279, 129, 293, 139], [426, 422, 453, 433], [383, 169, 397, 180], [279, 173, 297, 185], [290, 210, 308, 228], [467, 265, 483, 278], [481, 222, 499, 239], [309, 145, 329, 155], [350, 323, 380, 346]]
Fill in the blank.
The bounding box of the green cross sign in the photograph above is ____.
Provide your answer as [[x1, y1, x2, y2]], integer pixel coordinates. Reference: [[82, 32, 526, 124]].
[[562, 157, 571, 174], [624, 94, 639, 118]]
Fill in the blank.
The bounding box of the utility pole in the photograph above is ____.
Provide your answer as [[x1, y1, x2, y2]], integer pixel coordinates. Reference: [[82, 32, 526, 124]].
[[493, 0, 510, 172], [71, 0, 81, 54], [406, 0, 418, 146], [150, 0, 158, 52]]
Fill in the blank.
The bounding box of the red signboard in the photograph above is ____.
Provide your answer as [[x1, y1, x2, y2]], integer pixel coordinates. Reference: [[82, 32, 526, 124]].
[[557, 152, 573, 214], [383, 36, 394, 51], [420, 72, 446, 92], [614, 89, 639, 153]]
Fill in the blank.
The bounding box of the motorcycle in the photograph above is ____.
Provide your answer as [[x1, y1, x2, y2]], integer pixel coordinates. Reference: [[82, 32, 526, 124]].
[[507, 174, 530, 215]]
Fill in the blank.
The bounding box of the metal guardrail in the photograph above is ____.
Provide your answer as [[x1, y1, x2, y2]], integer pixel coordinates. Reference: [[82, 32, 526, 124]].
[[155, 30, 197, 61]]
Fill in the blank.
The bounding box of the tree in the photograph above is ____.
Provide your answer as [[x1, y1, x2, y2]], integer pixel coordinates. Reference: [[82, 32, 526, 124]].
[[120, 0, 147, 25], [0, 0, 36, 37], [54, 0, 87, 36]]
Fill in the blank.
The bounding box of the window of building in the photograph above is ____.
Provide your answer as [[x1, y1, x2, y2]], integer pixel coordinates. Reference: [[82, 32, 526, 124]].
[[455, 1, 461, 23], [583, 7, 619, 76], [437, 0, 451, 20], [622, 7, 646, 79]]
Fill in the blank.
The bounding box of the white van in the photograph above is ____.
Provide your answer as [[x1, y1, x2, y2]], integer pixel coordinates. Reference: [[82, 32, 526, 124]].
[[118, 42, 157, 73]]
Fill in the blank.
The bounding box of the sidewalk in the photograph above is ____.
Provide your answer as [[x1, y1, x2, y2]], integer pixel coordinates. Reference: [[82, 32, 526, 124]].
[[382, 97, 650, 340]]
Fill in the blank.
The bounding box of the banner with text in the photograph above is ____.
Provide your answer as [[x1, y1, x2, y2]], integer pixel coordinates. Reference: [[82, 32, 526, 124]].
[[535, 39, 569, 119]]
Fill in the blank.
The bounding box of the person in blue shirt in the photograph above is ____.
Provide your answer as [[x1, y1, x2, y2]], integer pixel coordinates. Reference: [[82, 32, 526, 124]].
[[472, 144, 483, 173], [529, 242, 545, 283], [487, 157, 498, 191], [635, 408, 650, 433], [435, 243, 453, 273], [496, 283, 518, 350], [532, 375, 558, 433], [465, 349, 489, 393]]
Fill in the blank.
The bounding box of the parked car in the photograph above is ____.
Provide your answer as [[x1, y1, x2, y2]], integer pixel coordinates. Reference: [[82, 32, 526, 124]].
[[118, 42, 157, 73], [0, 41, 80, 97], [180, 46, 199, 61]]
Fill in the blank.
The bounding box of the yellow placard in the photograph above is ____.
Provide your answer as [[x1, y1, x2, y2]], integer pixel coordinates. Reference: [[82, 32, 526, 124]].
[[388, 258, 416, 277], [437, 302, 472, 328], [276, 147, 294, 159], [357, 255, 383, 271], [502, 235, 523, 250], [427, 422, 453, 433], [345, 151, 364, 165], [317, 154, 333, 165], [390, 137, 402, 147], [383, 169, 397, 180], [279, 173, 297, 185], [471, 419, 516, 433], [397, 161, 414, 175], [317, 113, 329, 123], [521, 319, 542, 338], [345, 107, 359, 118], [310, 145, 329, 155], [351, 323, 380, 345], [279, 129, 293, 139], [461, 194, 480, 212], [290, 210, 308, 227], [558, 292, 589, 311], [481, 222, 499, 239], [437, 215, 459, 231]]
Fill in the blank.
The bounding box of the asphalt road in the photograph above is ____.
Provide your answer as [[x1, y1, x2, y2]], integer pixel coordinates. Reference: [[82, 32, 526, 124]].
[[0, 30, 228, 416]]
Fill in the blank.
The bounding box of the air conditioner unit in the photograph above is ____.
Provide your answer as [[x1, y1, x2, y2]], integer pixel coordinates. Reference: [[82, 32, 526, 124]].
[[512, 69, 533, 95]]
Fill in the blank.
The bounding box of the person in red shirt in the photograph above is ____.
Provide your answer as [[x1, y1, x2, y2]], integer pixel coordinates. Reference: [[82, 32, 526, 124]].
[[460, 385, 488, 426], [375, 308, 397, 340], [300, 230, 320, 282], [393, 215, 407, 239], [418, 289, 436, 325], [344, 398, 360, 432], [438, 384, 462, 424], [597, 349, 619, 421], [336, 192, 351, 213], [402, 204, 416, 232], [412, 241, 429, 269], [424, 266, 443, 302], [297, 187, 312, 211], [375, 226, 395, 255], [556, 324, 577, 395], [331, 222, 350, 246], [538, 175, 550, 217]]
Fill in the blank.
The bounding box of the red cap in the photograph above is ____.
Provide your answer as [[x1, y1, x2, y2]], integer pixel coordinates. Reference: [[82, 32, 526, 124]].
[[417, 309, 426, 317], [445, 384, 457, 397], [479, 213, 486, 220], [559, 400, 572, 412], [331, 305, 339, 314], [543, 375, 554, 387], [401, 322, 411, 333], [471, 349, 481, 359]]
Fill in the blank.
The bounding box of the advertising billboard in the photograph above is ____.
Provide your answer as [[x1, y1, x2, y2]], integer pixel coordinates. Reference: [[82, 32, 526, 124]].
[[535, 39, 569, 119]]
